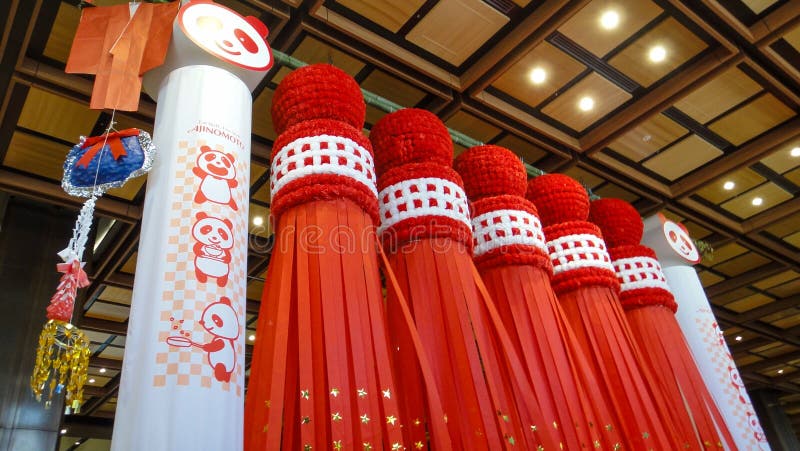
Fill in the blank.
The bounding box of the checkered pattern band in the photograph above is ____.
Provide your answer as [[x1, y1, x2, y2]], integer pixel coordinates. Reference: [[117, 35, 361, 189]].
[[378, 177, 470, 235], [472, 209, 546, 257], [614, 256, 671, 293], [270, 134, 377, 198], [547, 233, 614, 276]]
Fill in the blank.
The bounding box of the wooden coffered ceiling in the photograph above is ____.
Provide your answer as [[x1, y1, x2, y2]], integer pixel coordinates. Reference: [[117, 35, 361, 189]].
[[2, 0, 800, 446]]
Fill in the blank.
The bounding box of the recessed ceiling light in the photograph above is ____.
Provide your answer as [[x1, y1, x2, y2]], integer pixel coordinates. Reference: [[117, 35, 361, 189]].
[[791, 146, 800, 157], [600, 10, 620, 30], [723, 181, 735, 190], [578, 96, 595, 111], [249, 334, 255, 341], [735, 335, 742, 341], [529, 67, 546, 84], [61, 429, 67, 435], [778, 369, 785, 374], [99, 368, 107, 374], [75, 441, 81, 445], [649, 45, 667, 63], [253, 216, 264, 226], [89, 378, 96, 383], [752, 197, 763, 206]]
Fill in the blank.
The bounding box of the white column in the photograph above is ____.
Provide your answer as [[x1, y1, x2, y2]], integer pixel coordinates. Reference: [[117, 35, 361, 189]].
[[642, 214, 770, 451], [111, 2, 269, 449]]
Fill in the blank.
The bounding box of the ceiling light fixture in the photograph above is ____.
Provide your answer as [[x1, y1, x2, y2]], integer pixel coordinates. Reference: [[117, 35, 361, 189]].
[[791, 146, 800, 157], [752, 197, 763, 206], [649, 45, 667, 63], [249, 334, 255, 341], [253, 216, 264, 226], [600, 10, 620, 30], [529, 67, 546, 84], [723, 181, 735, 190], [61, 429, 67, 435], [735, 335, 742, 341], [75, 441, 81, 445], [578, 96, 595, 111], [99, 368, 107, 373], [778, 369, 784, 374], [89, 378, 96, 383]]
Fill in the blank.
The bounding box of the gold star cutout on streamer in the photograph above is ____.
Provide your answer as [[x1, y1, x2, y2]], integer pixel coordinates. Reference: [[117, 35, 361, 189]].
[[382, 388, 392, 399], [443, 414, 448, 424], [530, 425, 537, 432], [301, 416, 311, 425], [537, 446, 544, 451], [262, 425, 268, 433], [386, 415, 398, 425], [613, 444, 621, 450], [413, 418, 421, 426], [391, 443, 402, 450], [605, 424, 613, 432], [363, 443, 372, 451], [304, 445, 312, 451], [508, 436, 516, 445], [502, 414, 510, 423], [300, 389, 310, 400], [265, 400, 270, 408], [415, 441, 424, 449], [360, 414, 370, 424], [330, 388, 340, 397], [331, 412, 342, 422], [704, 441, 711, 447], [333, 440, 342, 450], [357, 388, 367, 398], [594, 440, 601, 448], [553, 421, 559, 429], [642, 432, 650, 439]]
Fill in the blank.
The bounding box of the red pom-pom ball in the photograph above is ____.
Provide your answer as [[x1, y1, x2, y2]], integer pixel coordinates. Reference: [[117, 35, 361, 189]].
[[370, 108, 452, 178], [453, 145, 527, 201], [525, 174, 589, 226], [271, 64, 366, 135], [589, 198, 643, 248]]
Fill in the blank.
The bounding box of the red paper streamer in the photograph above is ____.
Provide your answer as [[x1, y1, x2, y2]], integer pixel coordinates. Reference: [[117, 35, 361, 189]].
[[454, 145, 624, 450], [527, 174, 684, 450], [373, 110, 560, 450], [590, 197, 738, 450]]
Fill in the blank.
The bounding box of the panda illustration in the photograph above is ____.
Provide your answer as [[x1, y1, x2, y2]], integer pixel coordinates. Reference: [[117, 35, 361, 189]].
[[197, 296, 239, 383], [192, 145, 238, 211], [192, 212, 234, 287]]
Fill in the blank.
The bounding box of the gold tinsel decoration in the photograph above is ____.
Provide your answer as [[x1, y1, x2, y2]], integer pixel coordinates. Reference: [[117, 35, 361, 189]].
[[30, 319, 91, 413]]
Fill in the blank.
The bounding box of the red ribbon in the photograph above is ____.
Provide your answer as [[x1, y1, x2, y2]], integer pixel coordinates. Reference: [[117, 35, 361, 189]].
[[75, 128, 139, 169], [56, 260, 90, 288]]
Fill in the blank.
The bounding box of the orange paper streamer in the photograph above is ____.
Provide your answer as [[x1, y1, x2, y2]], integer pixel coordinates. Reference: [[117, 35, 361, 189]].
[[66, 1, 179, 111]]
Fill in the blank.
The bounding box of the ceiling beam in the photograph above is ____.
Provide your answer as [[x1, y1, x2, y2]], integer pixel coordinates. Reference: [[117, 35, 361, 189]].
[[671, 117, 800, 198], [62, 415, 113, 440], [704, 262, 787, 298], [581, 47, 737, 153], [0, 169, 142, 223], [736, 295, 800, 323], [715, 307, 800, 347], [462, 0, 590, 93], [739, 350, 800, 373]]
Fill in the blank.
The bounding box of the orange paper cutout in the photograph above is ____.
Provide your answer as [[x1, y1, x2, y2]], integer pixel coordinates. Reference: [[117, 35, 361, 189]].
[[66, 1, 179, 111]]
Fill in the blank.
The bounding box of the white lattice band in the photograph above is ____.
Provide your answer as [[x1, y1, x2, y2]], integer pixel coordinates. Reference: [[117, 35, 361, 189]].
[[547, 233, 614, 275], [614, 256, 671, 293], [378, 177, 470, 234], [270, 135, 377, 198], [471, 209, 546, 257]]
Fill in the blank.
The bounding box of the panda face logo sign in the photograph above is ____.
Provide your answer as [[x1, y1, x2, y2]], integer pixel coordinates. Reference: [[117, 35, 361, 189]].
[[179, 1, 273, 71], [662, 219, 701, 264]]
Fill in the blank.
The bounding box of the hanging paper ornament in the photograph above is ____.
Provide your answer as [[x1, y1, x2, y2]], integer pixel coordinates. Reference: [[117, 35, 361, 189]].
[[62, 128, 155, 197], [31, 127, 155, 413]]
